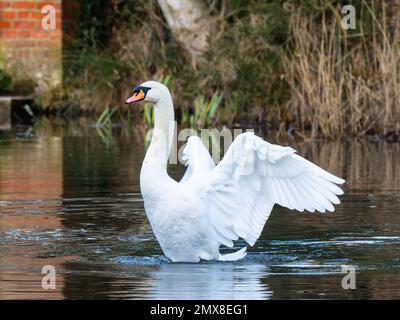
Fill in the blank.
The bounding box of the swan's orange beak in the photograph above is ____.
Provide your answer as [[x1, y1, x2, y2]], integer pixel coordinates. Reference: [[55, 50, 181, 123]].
[[125, 89, 145, 104]]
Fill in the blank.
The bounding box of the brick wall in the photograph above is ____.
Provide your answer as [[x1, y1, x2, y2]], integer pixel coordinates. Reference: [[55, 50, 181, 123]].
[[0, 0, 73, 94]]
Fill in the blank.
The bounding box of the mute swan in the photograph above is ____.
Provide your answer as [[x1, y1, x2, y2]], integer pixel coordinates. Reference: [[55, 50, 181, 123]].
[[125, 81, 345, 262]]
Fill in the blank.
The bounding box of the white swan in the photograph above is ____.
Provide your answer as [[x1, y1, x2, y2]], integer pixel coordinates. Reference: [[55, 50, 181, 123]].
[[125, 81, 345, 262]]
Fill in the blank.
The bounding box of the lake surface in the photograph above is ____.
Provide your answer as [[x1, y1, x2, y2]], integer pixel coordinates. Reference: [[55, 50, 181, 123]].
[[0, 117, 399, 299]]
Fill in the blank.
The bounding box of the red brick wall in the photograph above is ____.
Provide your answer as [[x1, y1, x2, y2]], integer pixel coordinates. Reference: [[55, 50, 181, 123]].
[[0, 0, 67, 93]]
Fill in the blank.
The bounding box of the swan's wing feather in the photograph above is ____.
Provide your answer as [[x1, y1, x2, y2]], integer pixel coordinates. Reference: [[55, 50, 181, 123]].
[[180, 136, 215, 184], [200, 132, 345, 247]]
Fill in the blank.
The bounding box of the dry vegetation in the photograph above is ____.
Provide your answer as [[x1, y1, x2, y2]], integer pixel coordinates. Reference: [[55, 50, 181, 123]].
[[60, 0, 400, 139], [283, 1, 400, 138]]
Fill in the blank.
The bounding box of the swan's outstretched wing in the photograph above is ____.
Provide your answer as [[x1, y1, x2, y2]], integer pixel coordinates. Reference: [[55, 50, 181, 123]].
[[200, 132, 345, 247], [180, 136, 215, 185]]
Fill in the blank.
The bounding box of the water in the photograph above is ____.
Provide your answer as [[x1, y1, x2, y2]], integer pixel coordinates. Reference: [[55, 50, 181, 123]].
[[0, 118, 399, 299]]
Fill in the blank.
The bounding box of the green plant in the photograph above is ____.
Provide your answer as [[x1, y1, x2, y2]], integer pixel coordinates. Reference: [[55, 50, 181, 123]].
[[0, 69, 12, 93], [96, 106, 119, 128], [190, 91, 223, 128]]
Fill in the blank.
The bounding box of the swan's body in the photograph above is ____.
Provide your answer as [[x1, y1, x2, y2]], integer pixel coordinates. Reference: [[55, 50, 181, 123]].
[[126, 81, 345, 262]]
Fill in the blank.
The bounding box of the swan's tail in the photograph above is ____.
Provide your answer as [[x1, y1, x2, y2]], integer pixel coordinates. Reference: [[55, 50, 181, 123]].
[[218, 247, 247, 262]]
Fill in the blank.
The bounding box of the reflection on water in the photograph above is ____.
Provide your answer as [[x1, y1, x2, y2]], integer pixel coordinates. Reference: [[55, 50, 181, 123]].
[[147, 264, 271, 300], [0, 118, 399, 299]]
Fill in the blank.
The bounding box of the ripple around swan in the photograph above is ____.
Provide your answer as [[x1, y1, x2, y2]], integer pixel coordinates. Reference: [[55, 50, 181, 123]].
[[113, 255, 169, 265]]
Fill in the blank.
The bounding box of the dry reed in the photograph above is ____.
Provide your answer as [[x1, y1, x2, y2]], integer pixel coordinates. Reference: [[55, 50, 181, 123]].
[[283, 1, 400, 138]]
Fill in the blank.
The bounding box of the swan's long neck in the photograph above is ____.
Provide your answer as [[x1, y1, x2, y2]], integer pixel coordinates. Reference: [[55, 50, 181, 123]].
[[143, 93, 175, 172]]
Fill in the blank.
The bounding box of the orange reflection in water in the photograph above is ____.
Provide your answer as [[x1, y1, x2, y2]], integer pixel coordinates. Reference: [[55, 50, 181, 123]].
[[0, 136, 70, 299]]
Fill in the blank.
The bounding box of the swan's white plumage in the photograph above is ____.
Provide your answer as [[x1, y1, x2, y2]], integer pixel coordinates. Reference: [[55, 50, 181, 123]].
[[180, 136, 215, 185], [135, 81, 345, 262], [191, 132, 344, 250]]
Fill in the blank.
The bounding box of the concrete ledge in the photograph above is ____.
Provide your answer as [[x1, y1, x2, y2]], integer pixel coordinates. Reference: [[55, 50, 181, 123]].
[[0, 96, 35, 131]]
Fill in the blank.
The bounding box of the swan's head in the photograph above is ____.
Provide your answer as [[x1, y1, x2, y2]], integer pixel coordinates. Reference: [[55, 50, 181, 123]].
[[125, 80, 169, 104]]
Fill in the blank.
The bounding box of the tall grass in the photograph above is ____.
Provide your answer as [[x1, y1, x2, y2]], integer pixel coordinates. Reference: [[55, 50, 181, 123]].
[[283, 1, 400, 138]]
